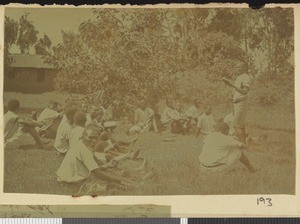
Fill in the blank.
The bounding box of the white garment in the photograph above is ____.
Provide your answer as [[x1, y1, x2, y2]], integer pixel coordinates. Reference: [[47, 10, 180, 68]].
[[197, 113, 216, 134], [232, 73, 252, 103], [161, 106, 180, 125], [85, 113, 93, 126], [198, 132, 243, 167], [130, 107, 154, 133], [185, 105, 201, 119], [57, 139, 99, 183], [4, 111, 23, 146], [37, 108, 60, 123], [69, 126, 84, 149], [54, 115, 73, 154], [224, 113, 235, 135]]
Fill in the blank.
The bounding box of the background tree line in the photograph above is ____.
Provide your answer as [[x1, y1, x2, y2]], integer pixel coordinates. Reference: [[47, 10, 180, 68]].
[[4, 8, 294, 117], [5, 13, 52, 67]]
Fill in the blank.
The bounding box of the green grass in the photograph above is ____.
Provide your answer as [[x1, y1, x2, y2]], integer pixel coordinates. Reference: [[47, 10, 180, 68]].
[[3, 91, 295, 195]]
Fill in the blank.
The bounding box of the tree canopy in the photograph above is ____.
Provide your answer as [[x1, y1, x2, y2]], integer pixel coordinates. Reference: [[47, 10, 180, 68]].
[[5, 8, 294, 114]]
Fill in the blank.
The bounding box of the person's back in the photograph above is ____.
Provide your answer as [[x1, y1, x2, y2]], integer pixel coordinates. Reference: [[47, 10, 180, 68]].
[[4, 100, 23, 145], [199, 122, 255, 172], [69, 111, 87, 150], [4, 110, 19, 141], [38, 107, 60, 123], [54, 106, 78, 154], [199, 132, 242, 167], [69, 126, 85, 149], [197, 113, 215, 135], [57, 139, 99, 183]]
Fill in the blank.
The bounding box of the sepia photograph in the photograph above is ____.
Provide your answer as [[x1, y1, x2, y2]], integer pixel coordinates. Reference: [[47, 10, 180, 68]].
[[3, 6, 295, 196]]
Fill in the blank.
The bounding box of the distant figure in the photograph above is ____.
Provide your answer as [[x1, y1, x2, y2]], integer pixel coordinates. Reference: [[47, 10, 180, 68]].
[[198, 122, 255, 172], [54, 106, 78, 154], [4, 99, 50, 150], [86, 104, 100, 126], [185, 99, 202, 133], [222, 62, 253, 143], [161, 98, 188, 134], [129, 100, 158, 134], [186, 99, 201, 124], [161, 98, 178, 126], [224, 112, 235, 136], [196, 105, 216, 137], [90, 110, 105, 129], [172, 102, 188, 134]]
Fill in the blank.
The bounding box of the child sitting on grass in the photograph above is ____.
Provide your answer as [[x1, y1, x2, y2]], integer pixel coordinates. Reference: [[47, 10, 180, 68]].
[[54, 105, 78, 154], [57, 124, 133, 192], [196, 105, 216, 137], [69, 111, 87, 149], [4, 99, 50, 150], [93, 128, 138, 164], [36, 100, 63, 139]]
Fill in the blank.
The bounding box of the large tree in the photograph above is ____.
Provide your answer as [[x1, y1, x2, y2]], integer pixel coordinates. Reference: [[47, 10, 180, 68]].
[[16, 13, 38, 54], [46, 8, 294, 113]]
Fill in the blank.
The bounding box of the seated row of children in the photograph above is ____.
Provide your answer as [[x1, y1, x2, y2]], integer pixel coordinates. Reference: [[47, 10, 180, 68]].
[[130, 97, 234, 137], [4, 99, 145, 191]]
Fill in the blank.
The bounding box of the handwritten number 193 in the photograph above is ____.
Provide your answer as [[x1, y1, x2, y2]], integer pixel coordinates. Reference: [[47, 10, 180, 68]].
[[257, 197, 272, 206]]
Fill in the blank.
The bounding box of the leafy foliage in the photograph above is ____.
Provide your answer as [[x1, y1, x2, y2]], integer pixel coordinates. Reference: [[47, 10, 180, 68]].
[[16, 13, 38, 54], [35, 34, 52, 55], [5, 8, 294, 112], [4, 16, 18, 67]]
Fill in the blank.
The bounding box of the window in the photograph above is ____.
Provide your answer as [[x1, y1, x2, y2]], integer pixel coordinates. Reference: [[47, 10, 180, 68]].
[[37, 69, 45, 82]]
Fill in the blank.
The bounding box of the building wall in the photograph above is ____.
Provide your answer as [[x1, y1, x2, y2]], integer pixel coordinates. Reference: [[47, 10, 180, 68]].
[[4, 67, 57, 93]]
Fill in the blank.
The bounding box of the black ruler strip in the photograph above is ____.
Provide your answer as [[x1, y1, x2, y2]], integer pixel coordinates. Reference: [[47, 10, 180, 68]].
[[63, 218, 180, 224], [188, 218, 300, 224]]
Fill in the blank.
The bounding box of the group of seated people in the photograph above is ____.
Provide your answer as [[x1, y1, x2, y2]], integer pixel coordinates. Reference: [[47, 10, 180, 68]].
[[4, 98, 149, 193], [4, 96, 254, 193], [130, 97, 255, 172], [130, 97, 234, 137]]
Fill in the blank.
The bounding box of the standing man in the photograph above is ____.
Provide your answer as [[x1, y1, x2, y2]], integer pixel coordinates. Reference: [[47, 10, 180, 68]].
[[222, 62, 253, 143]]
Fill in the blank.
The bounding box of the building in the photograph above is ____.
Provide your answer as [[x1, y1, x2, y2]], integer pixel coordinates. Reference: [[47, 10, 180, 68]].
[[4, 54, 58, 93]]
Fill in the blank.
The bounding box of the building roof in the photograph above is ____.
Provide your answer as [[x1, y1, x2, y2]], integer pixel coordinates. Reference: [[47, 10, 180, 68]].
[[10, 54, 55, 69]]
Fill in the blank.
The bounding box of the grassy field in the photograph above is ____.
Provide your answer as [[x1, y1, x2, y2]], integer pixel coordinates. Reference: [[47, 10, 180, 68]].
[[3, 91, 295, 195]]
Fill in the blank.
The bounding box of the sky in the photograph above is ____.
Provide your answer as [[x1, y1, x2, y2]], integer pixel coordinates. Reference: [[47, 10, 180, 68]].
[[5, 7, 96, 54]]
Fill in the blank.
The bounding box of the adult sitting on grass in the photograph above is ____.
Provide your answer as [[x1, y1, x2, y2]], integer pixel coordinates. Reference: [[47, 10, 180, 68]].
[[198, 122, 255, 172], [57, 124, 133, 193], [4, 99, 50, 150]]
